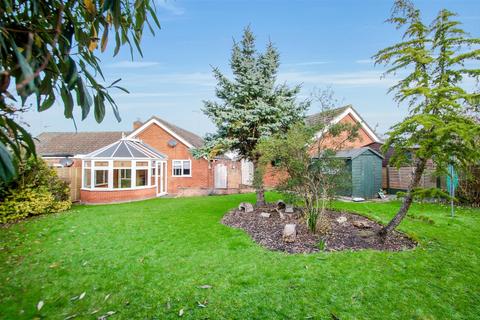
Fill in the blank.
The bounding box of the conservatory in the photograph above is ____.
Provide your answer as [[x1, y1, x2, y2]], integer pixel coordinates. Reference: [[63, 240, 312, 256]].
[[80, 138, 168, 204]]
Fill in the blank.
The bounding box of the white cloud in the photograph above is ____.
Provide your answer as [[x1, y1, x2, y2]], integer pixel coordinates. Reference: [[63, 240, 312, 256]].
[[106, 61, 161, 69], [355, 59, 374, 64], [155, 0, 185, 15], [121, 72, 215, 87], [284, 61, 329, 67], [278, 70, 396, 87]]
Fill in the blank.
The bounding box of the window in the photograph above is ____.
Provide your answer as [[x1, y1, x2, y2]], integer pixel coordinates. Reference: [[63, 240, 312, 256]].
[[94, 169, 109, 188], [114, 169, 132, 188], [83, 168, 91, 188], [136, 169, 148, 186], [172, 160, 191, 177]]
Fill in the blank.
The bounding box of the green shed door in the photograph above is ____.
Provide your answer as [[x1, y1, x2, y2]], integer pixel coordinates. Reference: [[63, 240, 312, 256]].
[[361, 155, 375, 198]]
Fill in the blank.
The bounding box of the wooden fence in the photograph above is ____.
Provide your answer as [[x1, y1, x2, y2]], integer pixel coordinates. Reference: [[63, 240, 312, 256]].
[[382, 166, 438, 192], [54, 167, 82, 202]]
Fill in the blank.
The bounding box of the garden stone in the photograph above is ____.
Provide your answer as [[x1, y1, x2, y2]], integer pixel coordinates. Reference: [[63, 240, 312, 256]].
[[238, 202, 254, 213], [336, 216, 347, 224], [283, 224, 297, 243], [353, 220, 371, 229], [275, 208, 286, 220], [276, 200, 286, 210], [357, 230, 375, 239], [260, 212, 271, 218]]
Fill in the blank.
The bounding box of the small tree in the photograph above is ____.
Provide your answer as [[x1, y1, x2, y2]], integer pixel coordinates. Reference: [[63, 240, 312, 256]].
[[374, 0, 480, 235], [258, 98, 358, 233], [196, 27, 309, 205]]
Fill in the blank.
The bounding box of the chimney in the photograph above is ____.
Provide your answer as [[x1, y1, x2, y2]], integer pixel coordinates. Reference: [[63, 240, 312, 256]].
[[133, 119, 143, 130]]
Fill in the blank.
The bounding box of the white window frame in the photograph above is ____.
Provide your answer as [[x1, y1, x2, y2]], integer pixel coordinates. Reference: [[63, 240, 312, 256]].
[[172, 159, 192, 177], [134, 161, 149, 187], [81, 158, 161, 191]]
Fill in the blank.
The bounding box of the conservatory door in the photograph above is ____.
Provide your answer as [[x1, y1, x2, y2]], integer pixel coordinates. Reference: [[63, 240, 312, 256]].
[[157, 161, 167, 195]]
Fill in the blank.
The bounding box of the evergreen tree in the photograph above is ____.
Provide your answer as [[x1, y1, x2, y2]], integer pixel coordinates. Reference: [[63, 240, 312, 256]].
[[197, 27, 309, 205], [374, 0, 480, 234]]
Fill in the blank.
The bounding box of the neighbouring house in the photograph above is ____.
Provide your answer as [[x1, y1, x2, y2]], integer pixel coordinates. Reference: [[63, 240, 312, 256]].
[[36, 105, 382, 204]]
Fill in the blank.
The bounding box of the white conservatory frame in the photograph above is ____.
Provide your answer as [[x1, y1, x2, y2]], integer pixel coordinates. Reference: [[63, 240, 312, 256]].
[[81, 138, 168, 196]]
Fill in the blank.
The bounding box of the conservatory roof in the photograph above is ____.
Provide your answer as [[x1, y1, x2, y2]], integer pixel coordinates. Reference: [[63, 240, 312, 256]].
[[84, 138, 166, 160]]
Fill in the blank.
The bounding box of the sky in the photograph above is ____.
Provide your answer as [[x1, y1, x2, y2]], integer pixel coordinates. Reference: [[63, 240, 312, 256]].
[[22, 0, 480, 138]]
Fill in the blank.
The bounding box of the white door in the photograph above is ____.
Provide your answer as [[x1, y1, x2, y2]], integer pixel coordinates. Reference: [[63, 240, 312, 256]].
[[241, 159, 254, 186], [157, 161, 167, 195], [215, 163, 228, 189]]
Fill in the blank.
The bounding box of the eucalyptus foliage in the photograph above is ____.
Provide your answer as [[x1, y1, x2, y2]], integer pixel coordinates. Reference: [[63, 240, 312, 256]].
[[196, 27, 309, 205], [374, 0, 480, 234], [0, 0, 160, 181]]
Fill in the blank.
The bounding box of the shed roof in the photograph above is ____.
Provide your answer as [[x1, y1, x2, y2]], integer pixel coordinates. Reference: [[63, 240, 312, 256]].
[[84, 138, 166, 160], [335, 147, 384, 159]]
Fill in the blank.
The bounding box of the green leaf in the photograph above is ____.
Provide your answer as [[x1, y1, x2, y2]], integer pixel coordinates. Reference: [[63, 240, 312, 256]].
[[76, 78, 92, 120], [101, 25, 109, 53], [12, 43, 35, 94], [61, 85, 74, 118], [39, 94, 55, 112], [0, 141, 16, 182], [94, 93, 106, 123], [112, 85, 129, 94], [102, 0, 113, 12]]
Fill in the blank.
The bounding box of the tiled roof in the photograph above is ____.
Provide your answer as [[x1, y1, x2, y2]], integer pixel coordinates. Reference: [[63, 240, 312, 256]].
[[35, 131, 125, 156], [36, 115, 205, 157], [305, 105, 350, 127]]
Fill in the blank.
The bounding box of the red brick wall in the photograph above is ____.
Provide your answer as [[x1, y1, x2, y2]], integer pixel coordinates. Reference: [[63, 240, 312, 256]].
[[310, 114, 375, 152], [135, 123, 214, 195], [80, 187, 156, 204]]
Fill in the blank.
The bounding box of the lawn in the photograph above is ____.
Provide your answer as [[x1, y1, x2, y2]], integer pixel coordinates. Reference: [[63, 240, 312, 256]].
[[1, 193, 479, 319]]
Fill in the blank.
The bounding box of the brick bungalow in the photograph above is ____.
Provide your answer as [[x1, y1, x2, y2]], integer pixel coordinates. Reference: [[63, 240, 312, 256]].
[[36, 105, 381, 204]]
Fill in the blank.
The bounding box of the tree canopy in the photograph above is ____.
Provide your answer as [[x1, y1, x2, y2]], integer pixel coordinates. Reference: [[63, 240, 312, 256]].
[[0, 0, 160, 181], [374, 0, 480, 234], [196, 27, 309, 205]]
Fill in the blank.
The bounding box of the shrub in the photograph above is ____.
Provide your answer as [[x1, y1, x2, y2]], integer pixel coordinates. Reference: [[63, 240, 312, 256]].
[[0, 157, 71, 224]]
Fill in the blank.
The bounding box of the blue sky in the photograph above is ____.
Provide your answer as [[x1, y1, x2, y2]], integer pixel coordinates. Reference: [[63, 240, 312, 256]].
[[23, 0, 480, 138]]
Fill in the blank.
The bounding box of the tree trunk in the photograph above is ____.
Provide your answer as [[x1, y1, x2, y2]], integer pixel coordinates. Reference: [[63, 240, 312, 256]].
[[252, 157, 266, 206], [380, 157, 427, 236], [256, 183, 265, 206]]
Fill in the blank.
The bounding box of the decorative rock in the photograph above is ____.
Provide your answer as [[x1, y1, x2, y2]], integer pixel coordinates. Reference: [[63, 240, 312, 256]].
[[284, 205, 294, 213], [357, 230, 375, 238], [283, 224, 297, 243], [276, 200, 286, 210], [260, 212, 271, 218], [275, 208, 285, 220], [238, 202, 254, 213], [336, 216, 347, 224], [352, 220, 371, 229]]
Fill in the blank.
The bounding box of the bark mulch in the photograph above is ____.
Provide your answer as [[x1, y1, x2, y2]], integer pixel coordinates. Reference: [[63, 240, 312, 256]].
[[221, 204, 416, 254]]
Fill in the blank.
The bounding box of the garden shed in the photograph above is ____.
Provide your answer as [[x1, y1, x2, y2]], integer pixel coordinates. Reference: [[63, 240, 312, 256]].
[[335, 147, 383, 199]]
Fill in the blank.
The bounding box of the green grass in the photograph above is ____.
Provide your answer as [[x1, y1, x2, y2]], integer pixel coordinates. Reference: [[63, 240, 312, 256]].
[[1, 194, 479, 319]]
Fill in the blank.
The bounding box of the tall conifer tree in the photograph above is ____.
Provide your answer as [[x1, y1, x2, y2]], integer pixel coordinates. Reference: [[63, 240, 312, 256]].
[[198, 27, 309, 205], [374, 0, 480, 234]]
